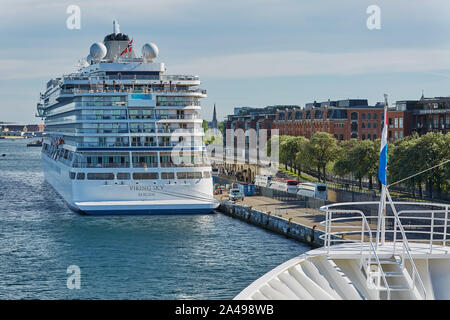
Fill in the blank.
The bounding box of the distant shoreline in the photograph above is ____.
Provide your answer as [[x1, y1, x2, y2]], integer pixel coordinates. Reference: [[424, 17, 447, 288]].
[[0, 136, 27, 139]]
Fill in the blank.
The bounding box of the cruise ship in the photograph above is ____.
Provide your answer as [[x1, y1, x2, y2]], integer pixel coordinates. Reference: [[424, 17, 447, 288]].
[[36, 21, 219, 215]]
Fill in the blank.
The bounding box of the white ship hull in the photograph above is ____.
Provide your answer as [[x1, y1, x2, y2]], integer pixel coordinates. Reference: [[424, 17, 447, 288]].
[[42, 154, 219, 215]]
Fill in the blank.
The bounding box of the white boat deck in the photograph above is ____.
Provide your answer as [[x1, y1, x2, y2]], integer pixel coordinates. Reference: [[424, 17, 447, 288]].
[[235, 200, 450, 300]]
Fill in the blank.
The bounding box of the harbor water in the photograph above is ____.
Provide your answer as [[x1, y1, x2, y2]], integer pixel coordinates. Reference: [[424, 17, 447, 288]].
[[0, 139, 311, 299]]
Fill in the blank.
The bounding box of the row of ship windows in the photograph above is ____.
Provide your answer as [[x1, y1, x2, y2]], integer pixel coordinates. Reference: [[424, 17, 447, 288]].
[[69, 171, 211, 180]]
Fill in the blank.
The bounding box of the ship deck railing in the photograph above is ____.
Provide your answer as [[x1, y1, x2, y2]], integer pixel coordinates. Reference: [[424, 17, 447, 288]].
[[71, 162, 209, 169], [63, 74, 200, 82], [319, 201, 450, 253], [73, 162, 131, 168], [318, 200, 450, 299], [59, 88, 207, 95], [75, 142, 205, 148]]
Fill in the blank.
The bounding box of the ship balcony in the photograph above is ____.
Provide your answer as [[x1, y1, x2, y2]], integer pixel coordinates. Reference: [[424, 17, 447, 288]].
[[76, 142, 205, 149], [160, 141, 205, 147], [130, 128, 156, 134], [73, 162, 130, 168], [76, 142, 130, 148], [131, 142, 158, 147], [58, 88, 206, 97], [76, 129, 129, 134], [155, 128, 204, 135], [159, 162, 209, 168], [156, 114, 199, 120], [63, 74, 200, 83], [132, 162, 159, 168]]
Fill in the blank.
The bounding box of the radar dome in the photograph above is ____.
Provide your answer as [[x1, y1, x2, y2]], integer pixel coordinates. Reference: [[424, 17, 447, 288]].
[[90, 42, 107, 60], [142, 43, 159, 60]]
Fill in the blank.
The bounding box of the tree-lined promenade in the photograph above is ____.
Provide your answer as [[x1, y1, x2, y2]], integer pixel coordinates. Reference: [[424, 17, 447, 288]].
[[273, 132, 450, 200]]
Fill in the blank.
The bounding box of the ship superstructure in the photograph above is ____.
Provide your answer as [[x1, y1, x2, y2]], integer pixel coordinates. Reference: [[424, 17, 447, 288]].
[[36, 21, 219, 214]]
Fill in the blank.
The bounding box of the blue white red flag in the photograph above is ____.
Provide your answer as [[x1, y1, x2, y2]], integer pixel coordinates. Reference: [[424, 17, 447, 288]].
[[378, 94, 389, 185]]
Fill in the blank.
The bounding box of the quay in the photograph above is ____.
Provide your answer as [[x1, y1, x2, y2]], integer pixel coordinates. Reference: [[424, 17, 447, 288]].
[[214, 193, 328, 247]]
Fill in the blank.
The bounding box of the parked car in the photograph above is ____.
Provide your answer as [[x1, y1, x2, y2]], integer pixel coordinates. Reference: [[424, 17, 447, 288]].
[[229, 189, 244, 201]]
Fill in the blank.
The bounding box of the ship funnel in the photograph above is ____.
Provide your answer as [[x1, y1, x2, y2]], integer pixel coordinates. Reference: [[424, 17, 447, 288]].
[[113, 20, 120, 35]]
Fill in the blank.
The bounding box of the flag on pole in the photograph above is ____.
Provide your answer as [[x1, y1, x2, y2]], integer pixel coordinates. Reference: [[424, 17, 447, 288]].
[[120, 39, 133, 57], [378, 94, 389, 185]]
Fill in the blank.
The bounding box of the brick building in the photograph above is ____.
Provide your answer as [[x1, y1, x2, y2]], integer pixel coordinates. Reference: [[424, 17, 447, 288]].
[[274, 99, 385, 142], [222, 95, 450, 161], [388, 96, 450, 142]]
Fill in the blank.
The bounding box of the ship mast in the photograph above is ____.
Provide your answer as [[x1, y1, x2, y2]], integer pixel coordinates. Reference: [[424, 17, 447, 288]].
[[376, 94, 389, 248]]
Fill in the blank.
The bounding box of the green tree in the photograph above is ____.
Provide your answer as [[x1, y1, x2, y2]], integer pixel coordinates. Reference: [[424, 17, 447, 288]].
[[333, 139, 378, 189], [305, 132, 339, 182], [349, 139, 379, 189], [202, 120, 209, 133], [389, 133, 423, 196], [415, 132, 449, 198], [279, 136, 298, 171], [389, 132, 450, 199], [333, 139, 359, 178], [293, 136, 310, 177]]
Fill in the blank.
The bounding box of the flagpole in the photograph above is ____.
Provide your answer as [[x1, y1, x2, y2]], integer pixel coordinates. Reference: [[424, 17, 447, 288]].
[[376, 94, 389, 249]]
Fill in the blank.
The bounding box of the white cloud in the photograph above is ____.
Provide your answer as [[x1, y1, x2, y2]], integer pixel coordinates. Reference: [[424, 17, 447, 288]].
[[0, 58, 78, 80], [170, 49, 450, 78], [1, 48, 450, 81]]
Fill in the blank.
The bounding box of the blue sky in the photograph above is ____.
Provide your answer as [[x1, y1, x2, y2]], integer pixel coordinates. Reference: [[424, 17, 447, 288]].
[[2, 0, 450, 123]]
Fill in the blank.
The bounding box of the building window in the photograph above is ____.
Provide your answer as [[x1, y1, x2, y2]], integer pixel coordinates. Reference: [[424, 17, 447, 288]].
[[87, 173, 115, 180], [394, 131, 398, 140], [434, 118, 438, 128], [362, 113, 366, 120], [394, 118, 398, 128], [373, 134, 377, 139], [368, 134, 371, 140], [399, 131, 403, 138], [117, 173, 130, 180], [351, 112, 358, 120], [133, 172, 159, 180], [373, 122, 377, 128], [368, 123, 371, 129], [361, 134, 365, 140], [368, 114, 371, 120], [76, 172, 85, 180], [373, 113, 377, 120], [340, 134, 344, 140], [389, 118, 393, 128], [399, 118, 403, 129], [161, 172, 175, 179]]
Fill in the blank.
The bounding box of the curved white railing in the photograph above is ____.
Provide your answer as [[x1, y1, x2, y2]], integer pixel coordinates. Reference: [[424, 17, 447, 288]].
[[319, 200, 449, 299], [320, 208, 392, 298]]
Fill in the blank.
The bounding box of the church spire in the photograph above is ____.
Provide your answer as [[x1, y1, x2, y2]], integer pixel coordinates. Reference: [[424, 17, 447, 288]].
[[212, 103, 218, 129]]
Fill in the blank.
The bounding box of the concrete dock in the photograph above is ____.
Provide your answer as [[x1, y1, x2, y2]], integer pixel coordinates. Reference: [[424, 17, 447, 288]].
[[214, 191, 378, 247], [215, 194, 325, 230]]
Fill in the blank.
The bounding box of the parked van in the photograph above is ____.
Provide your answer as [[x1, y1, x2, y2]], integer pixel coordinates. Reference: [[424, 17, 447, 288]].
[[297, 183, 328, 200], [254, 175, 272, 188], [270, 179, 298, 194]]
